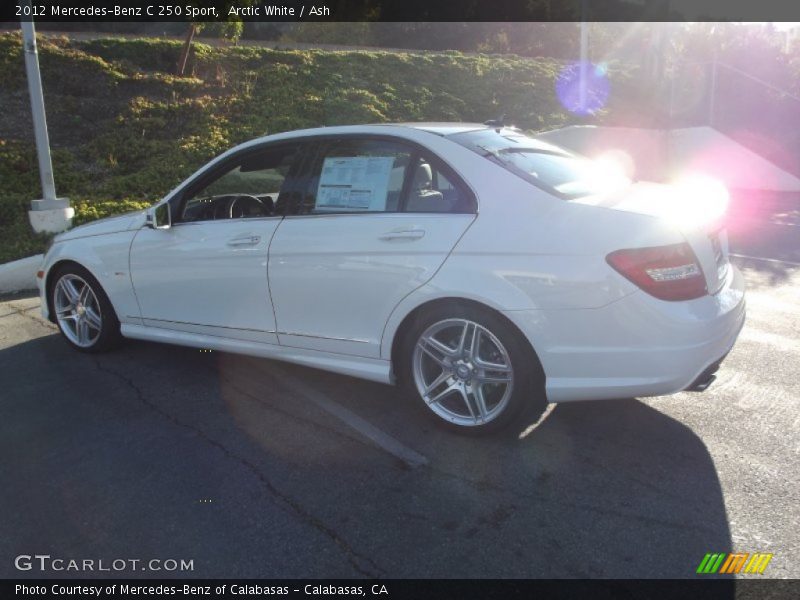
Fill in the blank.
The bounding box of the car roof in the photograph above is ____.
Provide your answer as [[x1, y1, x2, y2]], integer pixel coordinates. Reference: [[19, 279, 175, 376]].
[[387, 122, 492, 136], [220, 122, 535, 169], [248, 122, 492, 145]]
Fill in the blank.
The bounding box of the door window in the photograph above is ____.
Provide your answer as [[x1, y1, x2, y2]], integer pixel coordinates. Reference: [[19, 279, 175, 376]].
[[291, 138, 476, 215], [289, 139, 412, 215], [179, 145, 299, 222]]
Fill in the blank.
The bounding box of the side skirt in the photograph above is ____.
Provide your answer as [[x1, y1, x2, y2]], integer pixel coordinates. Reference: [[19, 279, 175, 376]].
[[120, 323, 393, 384]]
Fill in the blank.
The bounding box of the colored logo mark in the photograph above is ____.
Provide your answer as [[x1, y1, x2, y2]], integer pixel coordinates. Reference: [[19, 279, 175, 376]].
[[696, 552, 773, 575]]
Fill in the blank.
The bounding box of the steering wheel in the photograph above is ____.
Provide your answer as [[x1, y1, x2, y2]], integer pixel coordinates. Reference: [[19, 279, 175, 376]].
[[228, 194, 266, 219]]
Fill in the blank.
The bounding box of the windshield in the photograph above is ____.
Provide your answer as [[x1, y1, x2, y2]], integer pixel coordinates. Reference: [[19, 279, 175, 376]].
[[448, 128, 630, 200]]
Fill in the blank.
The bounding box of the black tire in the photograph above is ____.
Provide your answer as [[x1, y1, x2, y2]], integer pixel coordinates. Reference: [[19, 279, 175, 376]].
[[50, 263, 122, 353], [398, 301, 547, 435]]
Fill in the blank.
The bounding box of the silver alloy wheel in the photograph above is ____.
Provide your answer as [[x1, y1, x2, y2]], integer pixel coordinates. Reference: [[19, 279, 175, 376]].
[[412, 318, 514, 427], [53, 274, 103, 348]]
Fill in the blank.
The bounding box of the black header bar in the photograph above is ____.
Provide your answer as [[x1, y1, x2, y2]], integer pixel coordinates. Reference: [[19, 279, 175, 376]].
[[4, 0, 800, 23]]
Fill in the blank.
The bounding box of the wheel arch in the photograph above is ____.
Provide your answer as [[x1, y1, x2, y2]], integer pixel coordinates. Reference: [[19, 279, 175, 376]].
[[44, 259, 103, 324], [389, 296, 546, 386]]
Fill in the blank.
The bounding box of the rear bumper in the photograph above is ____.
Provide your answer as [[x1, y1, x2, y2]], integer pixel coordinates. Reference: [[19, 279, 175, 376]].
[[503, 264, 746, 402]]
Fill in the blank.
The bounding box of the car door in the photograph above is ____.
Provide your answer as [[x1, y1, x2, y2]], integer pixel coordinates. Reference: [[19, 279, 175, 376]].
[[268, 135, 477, 358], [129, 143, 304, 344]]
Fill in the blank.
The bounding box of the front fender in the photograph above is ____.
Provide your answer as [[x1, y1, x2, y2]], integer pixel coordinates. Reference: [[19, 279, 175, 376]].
[[41, 230, 142, 325]]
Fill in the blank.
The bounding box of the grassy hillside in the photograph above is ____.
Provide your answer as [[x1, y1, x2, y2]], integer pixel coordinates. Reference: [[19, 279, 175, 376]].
[[0, 33, 635, 263]]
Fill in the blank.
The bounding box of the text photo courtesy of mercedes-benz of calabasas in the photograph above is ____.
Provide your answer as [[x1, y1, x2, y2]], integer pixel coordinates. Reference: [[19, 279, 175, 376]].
[[38, 123, 745, 434]]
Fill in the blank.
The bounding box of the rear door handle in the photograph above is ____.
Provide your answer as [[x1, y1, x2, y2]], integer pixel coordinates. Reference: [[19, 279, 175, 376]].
[[379, 228, 425, 241], [227, 235, 261, 247]]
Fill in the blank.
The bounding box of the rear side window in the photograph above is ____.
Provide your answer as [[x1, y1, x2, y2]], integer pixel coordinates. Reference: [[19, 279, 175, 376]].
[[405, 156, 467, 213], [448, 128, 630, 200], [287, 137, 476, 215]]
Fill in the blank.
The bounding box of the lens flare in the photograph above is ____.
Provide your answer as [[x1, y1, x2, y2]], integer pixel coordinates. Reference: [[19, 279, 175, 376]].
[[576, 152, 632, 195], [667, 174, 730, 229], [593, 149, 635, 182], [555, 60, 611, 116]]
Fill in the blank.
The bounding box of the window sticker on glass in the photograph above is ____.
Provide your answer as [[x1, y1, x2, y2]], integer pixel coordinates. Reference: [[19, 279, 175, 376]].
[[317, 156, 396, 211]]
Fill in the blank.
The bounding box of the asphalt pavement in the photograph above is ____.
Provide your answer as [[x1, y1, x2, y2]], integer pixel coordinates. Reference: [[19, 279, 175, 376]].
[[1, 215, 798, 579]]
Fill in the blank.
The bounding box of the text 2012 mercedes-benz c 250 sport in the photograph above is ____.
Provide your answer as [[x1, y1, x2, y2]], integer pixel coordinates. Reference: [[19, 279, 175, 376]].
[[38, 123, 746, 434]]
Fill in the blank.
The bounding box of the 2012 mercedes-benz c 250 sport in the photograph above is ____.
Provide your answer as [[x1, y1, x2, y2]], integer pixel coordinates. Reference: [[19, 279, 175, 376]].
[[38, 123, 746, 434]]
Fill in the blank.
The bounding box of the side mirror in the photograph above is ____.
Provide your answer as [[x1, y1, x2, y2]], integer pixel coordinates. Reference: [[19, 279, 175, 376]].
[[147, 203, 171, 230]]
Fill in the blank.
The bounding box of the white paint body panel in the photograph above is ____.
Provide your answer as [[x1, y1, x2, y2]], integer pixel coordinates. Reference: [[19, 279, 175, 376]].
[[119, 323, 391, 384], [504, 266, 746, 402], [269, 213, 474, 357], [129, 218, 282, 343], [39, 229, 142, 325], [38, 124, 746, 404]]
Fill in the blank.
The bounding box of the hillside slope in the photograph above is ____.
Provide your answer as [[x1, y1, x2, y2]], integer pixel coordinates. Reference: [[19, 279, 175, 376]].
[[0, 33, 634, 262]]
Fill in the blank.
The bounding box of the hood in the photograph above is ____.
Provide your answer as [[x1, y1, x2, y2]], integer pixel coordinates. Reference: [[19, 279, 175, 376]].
[[55, 209, 147, 242]]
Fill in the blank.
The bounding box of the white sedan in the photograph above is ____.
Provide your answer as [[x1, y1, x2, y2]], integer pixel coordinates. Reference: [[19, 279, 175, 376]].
[[38, 123, 746, 433]]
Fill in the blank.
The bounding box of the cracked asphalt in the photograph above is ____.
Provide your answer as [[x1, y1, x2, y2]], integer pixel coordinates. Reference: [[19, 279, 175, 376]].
[[1, 219, 798, 579]]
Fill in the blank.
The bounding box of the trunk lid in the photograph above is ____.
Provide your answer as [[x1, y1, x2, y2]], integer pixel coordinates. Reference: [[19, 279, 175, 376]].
[[573, 181, 730, 294]]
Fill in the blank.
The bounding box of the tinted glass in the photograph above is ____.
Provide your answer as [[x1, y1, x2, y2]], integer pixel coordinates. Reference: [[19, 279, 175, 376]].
[[181, 146, 297, 222], [290, 138, 476, 215], [405, 156, 468, 213], [449, 128, 630, 199], [292, 139, 412, 215]]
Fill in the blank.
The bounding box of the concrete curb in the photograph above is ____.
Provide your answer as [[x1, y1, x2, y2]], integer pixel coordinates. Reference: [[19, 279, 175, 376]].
[[0, 254, 43, 294]]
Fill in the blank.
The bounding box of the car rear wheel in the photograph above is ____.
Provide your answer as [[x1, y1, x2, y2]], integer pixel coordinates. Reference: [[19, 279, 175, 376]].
[[402, 303, 547, 434], [51, 265, 121, 353]]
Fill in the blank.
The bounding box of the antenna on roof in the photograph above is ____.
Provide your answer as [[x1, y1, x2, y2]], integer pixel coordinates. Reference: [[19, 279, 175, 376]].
[[484, 114, 507, 129]]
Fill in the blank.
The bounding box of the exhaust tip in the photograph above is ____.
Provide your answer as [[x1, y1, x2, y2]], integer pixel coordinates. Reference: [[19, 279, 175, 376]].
[[685, 355, 728, 393], [687, 374, 716, 392]]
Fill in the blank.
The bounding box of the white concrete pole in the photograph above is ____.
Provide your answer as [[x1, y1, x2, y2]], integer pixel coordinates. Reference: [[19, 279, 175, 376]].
[[20, 7, 73, 233], [21, 19, 56, 203]]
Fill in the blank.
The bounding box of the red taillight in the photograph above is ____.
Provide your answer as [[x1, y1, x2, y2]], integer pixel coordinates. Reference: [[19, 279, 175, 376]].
[[606, 243, 707, 301]]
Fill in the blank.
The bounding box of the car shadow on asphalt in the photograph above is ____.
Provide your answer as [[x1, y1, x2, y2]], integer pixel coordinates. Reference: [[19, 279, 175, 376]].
[[215, 352, 737, 580]]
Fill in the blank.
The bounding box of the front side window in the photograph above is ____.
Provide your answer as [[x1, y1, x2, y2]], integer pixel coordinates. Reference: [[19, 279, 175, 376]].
[[180, 145, 298, 222], [448, 128, 630, 200]]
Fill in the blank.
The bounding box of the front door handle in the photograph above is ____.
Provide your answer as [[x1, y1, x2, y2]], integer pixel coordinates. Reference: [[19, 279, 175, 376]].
[[379, 228, 425, 241], [227, 235, 261, 247]]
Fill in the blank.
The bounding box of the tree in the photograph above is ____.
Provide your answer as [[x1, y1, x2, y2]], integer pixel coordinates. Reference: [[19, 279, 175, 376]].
[[176, 22, 201, 77], [175, 1, 252, 77]]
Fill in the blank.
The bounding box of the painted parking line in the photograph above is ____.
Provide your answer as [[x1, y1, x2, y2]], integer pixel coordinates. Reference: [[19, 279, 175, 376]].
[[730, 254, 800, 267], [267, 363, 429, 469]]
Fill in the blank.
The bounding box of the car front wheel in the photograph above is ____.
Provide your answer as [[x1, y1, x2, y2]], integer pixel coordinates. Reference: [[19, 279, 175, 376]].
[[51, 265, 121, 353], [403, 304, 546, 434]]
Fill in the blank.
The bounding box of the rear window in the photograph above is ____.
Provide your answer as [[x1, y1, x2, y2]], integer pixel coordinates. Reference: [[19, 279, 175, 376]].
[[448, 128, 629, 200]]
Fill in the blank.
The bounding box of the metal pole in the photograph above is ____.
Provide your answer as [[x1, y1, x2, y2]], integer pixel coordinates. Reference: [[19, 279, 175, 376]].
[[21, 15, 56, 203], [669, 70, 676, 125], [708, 59, 717, 128], [20, 4, 72, 233]]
